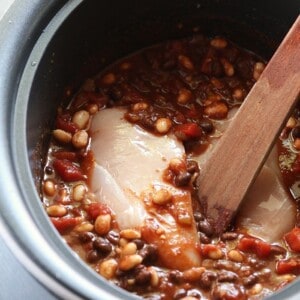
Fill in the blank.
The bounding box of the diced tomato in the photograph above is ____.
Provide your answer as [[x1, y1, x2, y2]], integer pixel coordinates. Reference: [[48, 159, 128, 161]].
[[56, 114, 78, 134], [276, 258, 300, 275], [174, 123, 202, 141], [52, 151, 78, 161], [53, 159, 85, 182], [50, 217, 79, 234], [237, 237, 271, 259], [285, 227, 300, 252], [85, 203, 111, 220], [201, 244, 220, 256]]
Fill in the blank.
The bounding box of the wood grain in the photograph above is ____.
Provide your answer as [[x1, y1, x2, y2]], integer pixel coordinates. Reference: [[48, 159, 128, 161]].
[[197, 16, 300, 235]]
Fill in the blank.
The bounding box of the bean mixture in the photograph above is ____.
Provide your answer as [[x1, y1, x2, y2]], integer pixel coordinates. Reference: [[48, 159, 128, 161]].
[[41, 34, 300, 300]]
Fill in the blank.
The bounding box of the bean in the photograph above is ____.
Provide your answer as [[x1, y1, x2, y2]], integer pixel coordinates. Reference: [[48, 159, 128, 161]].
[[86, 250, 100, 263], [101, 72, 116, 85], [78, 231, 94, 243], [72, 130, 88, 148], [228, 250, 244, 262], [121, 242, 137, 256], [221, 58, 235, 76], [139, 244, 158, 264], [132, 239, 145, 250], [221, 232, 238, 241], [106, 230, 120, 245], [178, 55, 194, 70], [169, 270, 183, 284], [72, 184, 86, 201], [44, 180, 56, 196], [94, 214, 111, 235], [210, 37, 227, 48], [253, 62, 265, 81], [294, 138, 300, 150], [149, 267, 159, 287], [98, 259, 118, 279], [135, 267, 151, 285], [118, 254, 143, 271], [72, 110, 89, 129], [198, 219, 214, 237], [183, 267, 205, 282], [53, 129, 72, 144], [86, 103, 99, 115], [177, 88, 192, 104], [152, 189, 172, 205], [212, 283, 246, 300], [155, 117, 172, 134], [93, 237, 112, 255], [292, 126, 300, 139], [193, 211, 204, 222], [199, 271, 217, 289], [204, 101, 228, 119], [217, 270, 238, 282], [132, 102, 148, 112], [46, 205, 67, 217], [74, 222, 94, 233], [120, 229, 141, 240], [199, 232, 211, 244], [186, 160, 199, 174], [286, 117, 297, 129], [242, 274, 258, 287], [174, 172, 191, 187], [174, 289, 187, 300], [199, 120, 214, 134]]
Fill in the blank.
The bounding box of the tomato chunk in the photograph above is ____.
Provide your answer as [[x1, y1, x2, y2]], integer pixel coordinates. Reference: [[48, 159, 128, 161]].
[[85, 203, 111, 220], [276, 258, 300, 275], [53, 159, 85, 182], [174, 123, 202, 141], [51, 217, 79, 234], [237, 237, 271, 258], [56, 114, 78, 134], [52, 151, 78, 161], [285, 227, 300, 252]]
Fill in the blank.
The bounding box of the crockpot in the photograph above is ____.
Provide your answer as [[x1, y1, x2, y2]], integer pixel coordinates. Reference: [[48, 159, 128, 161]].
[[0, 0, 299, 299]]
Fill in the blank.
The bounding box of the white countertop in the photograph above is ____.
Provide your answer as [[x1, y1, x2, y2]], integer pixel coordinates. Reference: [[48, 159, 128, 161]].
[[0, 0, 14, 20]]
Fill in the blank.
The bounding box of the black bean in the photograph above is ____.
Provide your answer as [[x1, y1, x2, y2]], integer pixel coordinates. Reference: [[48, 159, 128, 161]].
[[292, 126, 300, 139], [212, 283, 246, 300], [199, 120, 214, 134], [132, 239, 145, 250], [86, 250, 100, 263], [93, 237, 112, 255], [187, 289, 202, 299], [198, 219, 214, 237], [78, 231, 94, 243], [199, 232, 211, 244], [186, 160, 199, 174], [221, 232, 238, 241], [174, 172, 191, 187], [135, 268, 151, 285], [45, 166, 54, 175], [106, 230, 120, 245], [169, 270, 183, 284], [217, 270, 238, 282], [242, 274, 258, 287], [199, 271, 217, 289], [139, 244, 158, 264], [173, 288, 187, 300], [248, 257, 266, 270], [193, 211, 204, 222]]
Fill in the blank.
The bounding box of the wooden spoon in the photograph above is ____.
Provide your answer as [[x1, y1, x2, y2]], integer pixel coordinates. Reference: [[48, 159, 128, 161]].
[[197, 16, 300, 235]]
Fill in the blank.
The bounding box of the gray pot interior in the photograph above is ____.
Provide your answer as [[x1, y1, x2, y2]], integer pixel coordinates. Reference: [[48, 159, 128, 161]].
[[2, 0, 300, 299]]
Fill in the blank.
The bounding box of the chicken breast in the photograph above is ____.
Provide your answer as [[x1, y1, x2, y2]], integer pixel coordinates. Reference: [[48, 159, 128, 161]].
[[90, 107, 201, 270]]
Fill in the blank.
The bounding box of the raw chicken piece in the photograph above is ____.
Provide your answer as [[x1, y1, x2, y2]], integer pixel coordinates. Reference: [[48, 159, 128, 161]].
[[90, 108, 201, 270], [193, 107, 296, 243], [237, 150, 296, 243]]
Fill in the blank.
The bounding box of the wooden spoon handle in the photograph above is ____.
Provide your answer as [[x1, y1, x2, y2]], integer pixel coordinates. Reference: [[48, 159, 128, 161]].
[[197, 16, 300, 235]]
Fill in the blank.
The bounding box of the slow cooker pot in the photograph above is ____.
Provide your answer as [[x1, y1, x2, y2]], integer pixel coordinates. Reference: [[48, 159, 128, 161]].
[[0, 0, 299, 299]]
